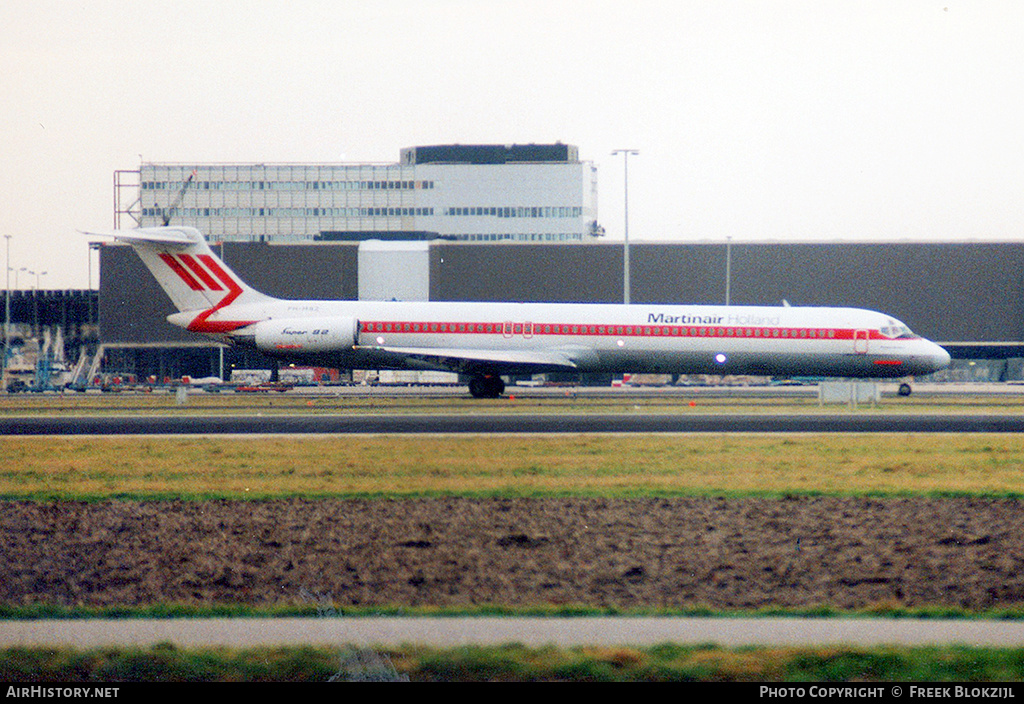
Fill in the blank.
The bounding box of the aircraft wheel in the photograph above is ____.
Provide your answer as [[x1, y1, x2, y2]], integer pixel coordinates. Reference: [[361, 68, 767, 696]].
[[491, 376, 506, 397], [468, 377, 487, 398], [897, 383, 912, 397], [469, 375, 504, 399]]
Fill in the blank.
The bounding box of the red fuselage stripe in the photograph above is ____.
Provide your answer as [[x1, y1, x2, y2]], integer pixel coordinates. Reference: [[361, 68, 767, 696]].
[[191, 319, 258, 333], [358, 321, 899, 342]]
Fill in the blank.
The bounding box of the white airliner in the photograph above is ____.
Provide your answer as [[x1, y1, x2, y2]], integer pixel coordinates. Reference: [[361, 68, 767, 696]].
[[93, 226, 951, 398]]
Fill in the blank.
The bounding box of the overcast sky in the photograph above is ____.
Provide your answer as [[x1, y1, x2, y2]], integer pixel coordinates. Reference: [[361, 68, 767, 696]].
[[3, 0, 1023, 289]]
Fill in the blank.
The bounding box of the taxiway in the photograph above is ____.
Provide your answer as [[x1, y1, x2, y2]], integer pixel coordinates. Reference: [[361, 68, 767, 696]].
[[3, 412, 1024, 435]]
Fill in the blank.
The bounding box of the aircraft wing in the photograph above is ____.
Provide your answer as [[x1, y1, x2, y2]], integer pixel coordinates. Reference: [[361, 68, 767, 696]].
[[359, 345, 581, 374]]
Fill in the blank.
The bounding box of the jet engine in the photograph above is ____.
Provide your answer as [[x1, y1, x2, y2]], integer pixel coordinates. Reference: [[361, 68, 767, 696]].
[[253, 317, 359, 355]]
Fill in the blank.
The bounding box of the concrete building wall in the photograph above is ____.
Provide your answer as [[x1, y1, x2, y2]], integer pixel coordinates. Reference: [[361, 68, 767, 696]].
[[429, 243, 624, 303], [99, 242, 359, 344], [358, 241, 429, 302], [725, 243, 1024, 344], [99, 245, 186, 344], [100, 239, 1024, 352], [220, 242, 358, 301]]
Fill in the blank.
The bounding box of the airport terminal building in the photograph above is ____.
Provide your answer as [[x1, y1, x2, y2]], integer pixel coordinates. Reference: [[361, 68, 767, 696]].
[[120, 144, 603, 244]]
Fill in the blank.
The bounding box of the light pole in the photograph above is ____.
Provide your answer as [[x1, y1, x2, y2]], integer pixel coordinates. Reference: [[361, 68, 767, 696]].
[[2, 236, 9, 392], [89, 242, 101, 329], [611, 149, 638, 304], [24, 269, 39, 337], [725, 236, 732, 306], [35, 271, 47, 340], [23, 268, 35, 337]]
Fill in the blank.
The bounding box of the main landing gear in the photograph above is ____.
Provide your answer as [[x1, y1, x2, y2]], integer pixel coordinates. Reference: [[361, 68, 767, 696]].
[[468, 374, 505, 399], [897, 382, 913, 397]]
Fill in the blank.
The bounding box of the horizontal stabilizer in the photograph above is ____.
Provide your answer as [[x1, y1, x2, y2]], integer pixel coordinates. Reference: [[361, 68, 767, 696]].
[[79, 225, 271, 314], [80, 226, 203, 248]]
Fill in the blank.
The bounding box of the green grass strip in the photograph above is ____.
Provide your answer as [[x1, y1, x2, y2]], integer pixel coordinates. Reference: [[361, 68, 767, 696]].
[[5, 434, 1024, 500], [4, 642, 1024, 681]]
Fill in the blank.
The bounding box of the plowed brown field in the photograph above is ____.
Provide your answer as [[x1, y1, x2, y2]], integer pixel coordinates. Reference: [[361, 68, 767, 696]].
[[3, 496, 1023, 611]]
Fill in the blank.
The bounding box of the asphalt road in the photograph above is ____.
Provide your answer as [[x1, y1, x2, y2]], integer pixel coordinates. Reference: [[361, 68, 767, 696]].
[[5, 616, 1024, 648], [3, 412, 1024, 435]]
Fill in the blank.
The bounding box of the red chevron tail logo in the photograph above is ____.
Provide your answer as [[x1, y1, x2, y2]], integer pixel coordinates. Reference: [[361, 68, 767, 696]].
[[159, 253, 255, 333]]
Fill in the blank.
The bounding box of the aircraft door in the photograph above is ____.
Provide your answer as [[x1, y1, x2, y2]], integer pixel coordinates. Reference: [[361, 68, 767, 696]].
[[503, 321, 534, 339], [853, 329, 869, 354]]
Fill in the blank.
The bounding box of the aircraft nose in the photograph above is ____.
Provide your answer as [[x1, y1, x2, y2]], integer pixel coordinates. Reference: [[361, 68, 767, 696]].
[[927, 343, 951, 373]]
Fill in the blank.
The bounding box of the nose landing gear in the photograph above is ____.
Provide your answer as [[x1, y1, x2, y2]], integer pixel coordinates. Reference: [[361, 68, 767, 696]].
[[468, 374, 505, 399]]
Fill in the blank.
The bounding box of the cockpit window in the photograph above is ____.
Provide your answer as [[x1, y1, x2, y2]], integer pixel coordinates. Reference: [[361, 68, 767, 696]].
[[879, 319, 919, 339]]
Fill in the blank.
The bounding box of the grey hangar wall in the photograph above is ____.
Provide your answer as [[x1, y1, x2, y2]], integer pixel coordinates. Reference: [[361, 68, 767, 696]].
[[100, 240, 1024, 358]]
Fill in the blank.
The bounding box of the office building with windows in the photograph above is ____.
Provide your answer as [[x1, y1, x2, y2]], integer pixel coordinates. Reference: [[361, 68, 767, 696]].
[[121, 143, 603, 243]]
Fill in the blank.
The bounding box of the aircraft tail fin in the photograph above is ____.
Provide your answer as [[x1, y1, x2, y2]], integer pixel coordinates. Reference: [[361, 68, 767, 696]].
[[83, 226, 272, 313]]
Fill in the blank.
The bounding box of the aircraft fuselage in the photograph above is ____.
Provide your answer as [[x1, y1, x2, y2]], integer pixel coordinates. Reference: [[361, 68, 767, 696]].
[[183, 299, 952, 379]]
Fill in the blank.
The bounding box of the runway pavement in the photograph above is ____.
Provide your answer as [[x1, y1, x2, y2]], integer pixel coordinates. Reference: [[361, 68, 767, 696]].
[[3, 412, 1024, 435], [5, 616, 1024, 648]]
